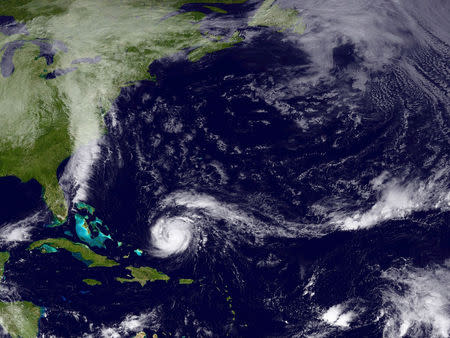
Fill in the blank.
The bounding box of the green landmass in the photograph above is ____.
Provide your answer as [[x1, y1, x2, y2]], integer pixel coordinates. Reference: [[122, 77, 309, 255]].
[[0, 252, 10, 279], [249, 0, 305, 34], [0, 0, 248, 221], [28, 238, 119, 267], [188, 31, 243, 62], [0, 301, 41, 338], [0, 42, 72, 221], [45, 217, 66, 228], [134, 332, 147, 338], [204, 5, 228, 13], [116, 266, 170, 286], [76, 202, 95, 215], [0, 0, 303, 222], [38, 244, 58, 253], [224, 289, 236, 321], [74, 213, 111, 248], [82, 278, 102, 286], [179, 278, 194, 284]]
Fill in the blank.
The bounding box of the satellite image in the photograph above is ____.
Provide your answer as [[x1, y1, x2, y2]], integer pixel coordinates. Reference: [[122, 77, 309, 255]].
[[0, 0, 449, 336]]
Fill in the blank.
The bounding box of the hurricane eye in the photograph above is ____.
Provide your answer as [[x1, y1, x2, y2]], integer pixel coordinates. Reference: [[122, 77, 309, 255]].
[[150, 216, 194, 258]]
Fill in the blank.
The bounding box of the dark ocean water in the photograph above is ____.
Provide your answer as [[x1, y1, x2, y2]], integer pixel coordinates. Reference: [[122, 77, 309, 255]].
[[0, 0, 449, 336]]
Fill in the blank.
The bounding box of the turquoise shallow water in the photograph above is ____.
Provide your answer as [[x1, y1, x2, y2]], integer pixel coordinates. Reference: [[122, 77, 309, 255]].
[[0, 0, 449, 335]]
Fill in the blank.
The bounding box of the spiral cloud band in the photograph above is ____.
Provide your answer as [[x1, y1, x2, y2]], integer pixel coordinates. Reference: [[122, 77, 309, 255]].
[[150, 216, 194, 258]]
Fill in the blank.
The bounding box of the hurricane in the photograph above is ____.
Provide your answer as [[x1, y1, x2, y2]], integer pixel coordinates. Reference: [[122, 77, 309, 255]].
[[150, 216, 195, 258], [0, 0, 448, 336], [147, 192, 250, 262]]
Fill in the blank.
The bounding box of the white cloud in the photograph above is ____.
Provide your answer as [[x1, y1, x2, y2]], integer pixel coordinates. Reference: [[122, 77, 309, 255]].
[[60, 139, 102, 204], [330, 168, 450, 230], [156, 190, 323, 251], [100, 310, 160, 338], [321, 304, 356, 328], [381, 261, 450, 338], [150, 216, 195, 258], [0, 211, 45, 246]]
